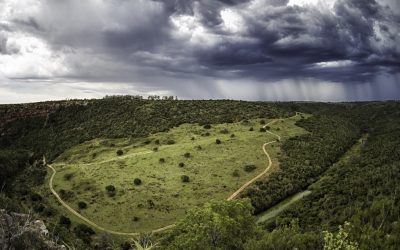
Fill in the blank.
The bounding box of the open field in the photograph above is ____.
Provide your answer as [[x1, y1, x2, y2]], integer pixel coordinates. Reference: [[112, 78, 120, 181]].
[[44, 114, 308, 233]]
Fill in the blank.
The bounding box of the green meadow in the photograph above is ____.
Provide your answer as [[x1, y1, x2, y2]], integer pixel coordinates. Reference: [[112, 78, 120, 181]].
[[47, 114, 307, 233]]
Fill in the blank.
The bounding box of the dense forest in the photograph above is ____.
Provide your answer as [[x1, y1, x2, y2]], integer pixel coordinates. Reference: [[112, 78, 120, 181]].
[[0, 98, 399, 249]]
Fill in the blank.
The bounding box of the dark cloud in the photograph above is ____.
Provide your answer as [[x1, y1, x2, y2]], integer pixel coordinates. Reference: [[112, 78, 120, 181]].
[[0, 0, 399, 103]]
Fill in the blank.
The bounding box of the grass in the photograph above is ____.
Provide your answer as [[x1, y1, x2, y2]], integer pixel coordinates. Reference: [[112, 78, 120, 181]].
[[43, 114, 308, 233]]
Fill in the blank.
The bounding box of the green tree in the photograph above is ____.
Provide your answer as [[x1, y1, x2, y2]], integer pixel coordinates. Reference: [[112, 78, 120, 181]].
[[163, 199, 256, 250], [323, 222, 359, 250]]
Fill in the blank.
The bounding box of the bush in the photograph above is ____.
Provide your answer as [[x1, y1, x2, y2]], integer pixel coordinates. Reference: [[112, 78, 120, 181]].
[[232, 170, 240, 177], [260, 120, 266, 124], [181, 175, 190, 183], [203, 124, 211, 129], [179, 162, 185, 167], [220, 128, 229, 134], [159, 158, 165, 163], [184, 152, 191, 158], [116, 149, 124, 156], [153, 147, 158, 152], [244, 165, 257, 172], [166, 140, 175, 145], [148, 199, 155, 209], [264, 126, 271, 130], [78, 201, 87, 209], [30, 193, 42, 202], [59, 215, 71, 228], [260, 128, 266, 132], [216, 139, 221, 144], [196, 145, 202, 150], [133, 216, 140, 222], [155, 139, 160, 145], [74, 224, 95, 244], [230, 134, 235, 138], [134, 178, 142, 185], [249, 127, 254, 131], [63, 173, 74, 181], [105, 185, 116, 197]]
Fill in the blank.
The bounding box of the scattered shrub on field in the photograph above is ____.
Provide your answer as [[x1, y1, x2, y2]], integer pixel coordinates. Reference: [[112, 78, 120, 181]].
[[91, 152, 97, 159], [184, 152, 191, 158], [181, 175, 190, 183], [134, 178, 142, 185], [232, 169, 240, 177], [153, 147, 158, 152], [154, 139, 160, 145], [144, 140, 151, 145], [260, 127, 267, 132], [216, 139, 221, 144], [244, 164, 257, 172], [264, 126, 271, 130], [260, 120, 266, 125], [78, 201, 87, 209], [196, 145, 202, 150], [30, 193, 42, 202], [59, 189, 74, 200], [74, 224, 95, 244], [276, 127, 280, 131], [147, 199, 155, 209], [59, 215, 71, 228], [230, 134, 235, 138], [202, 132, 210, 136], [116, 149, 124, 156], [105, 185, 116, 197], [203, 124, 211, 129], [43, 207, 55, 217], [63, 173, 74, 181], [159, 158, 165, 163], [191, 137, 195, 140], [220, 128, 229, 134], [166, 139, 175, 145], [179, 162, 185, 167], [133, 216, 140, 222], [33, 204, 45, 213], [249, 127, 254, 131]]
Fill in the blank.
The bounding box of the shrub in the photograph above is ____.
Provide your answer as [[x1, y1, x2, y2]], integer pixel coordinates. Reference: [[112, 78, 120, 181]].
[[260, 128, 266, 132], [134, 178, 142, 185], [216, 139, 221, 144], [155, 139, 160, 145], [78, 201, 87, 209], [116, 149, 124, 156], [91, 152, 97, 159], [159, 158, 165, 163], [59, 189, 74, 200], [43, 207, 55, 217], [244, 165, 257, 172], [179, 162, 185, 167], [105, 185, 116, 197], [166, 140, 175, 145], [220, 128, 229, 134], [30, 193, 42, 202], [33, 204, 45, 213], [249, 127, 254, 131], [196, 145, 202, 150], [232, 170, 240, 177], [264, 126, 271, 130], [59, 215, 71, 228], [230, 134, 235, 138], [133, 216, 140, 222], [74, 224, 95, 244], [144, 140, 151, 145], [203, 124, 211, 129], [181, 175, 190, 183], [153, 147, 158, 152], [147, 199, 155, 209], [63, 173, 74, 181], [184, 152, 191, 158], [191, 137, 195, 140], [260, 120, 266, 124]]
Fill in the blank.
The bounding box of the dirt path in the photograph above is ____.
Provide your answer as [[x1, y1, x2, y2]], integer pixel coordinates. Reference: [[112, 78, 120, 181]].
[[47, 113, 298, 235]]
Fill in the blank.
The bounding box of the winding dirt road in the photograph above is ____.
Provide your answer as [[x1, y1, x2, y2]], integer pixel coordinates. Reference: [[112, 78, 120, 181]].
[[47, 113, 298, 235]]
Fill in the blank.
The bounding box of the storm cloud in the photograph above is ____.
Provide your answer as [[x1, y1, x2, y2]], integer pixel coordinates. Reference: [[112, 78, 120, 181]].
[[0, 0, 399, 103]]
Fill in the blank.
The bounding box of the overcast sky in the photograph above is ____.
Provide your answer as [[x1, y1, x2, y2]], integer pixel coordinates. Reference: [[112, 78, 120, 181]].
[[0, 0, 399, 103]]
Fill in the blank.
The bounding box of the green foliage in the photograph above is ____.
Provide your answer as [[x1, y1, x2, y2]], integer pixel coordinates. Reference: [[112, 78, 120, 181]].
[[116, 149, 124, 156], [73, 224, 95, 244], [162, 199, 256, 250], [323, 222, 359, 250], [59, 215, 71, 228], [78, 201, 87, 209], [216, 139, 222, 144], [181, 175, 190, 183], [134, 178, 142, 185], [244, 165, 257, 172]]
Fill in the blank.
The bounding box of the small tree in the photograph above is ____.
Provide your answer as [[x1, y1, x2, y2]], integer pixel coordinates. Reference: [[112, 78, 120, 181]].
[[260, 127, 266, 132], [249, 127, 254, 131], [59, 215, 71, 228], [134, 178, 142, 185], [179, 162, 185, 167], [216, 139, 221, 144], [181, 175, 190, 183], [159, 158, 165, 163], [244, 165, 257, 172], [153, 147, 158, 152], [203, 124, 211, 129], [116, 149, 124, 156], [78, 201, 87, 209], [184, 152, 191, 158], [105, 185, 116, 197], [323, 222, 358, 250], [260, 120, 266, 125], [232, 170, 240, 177]]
